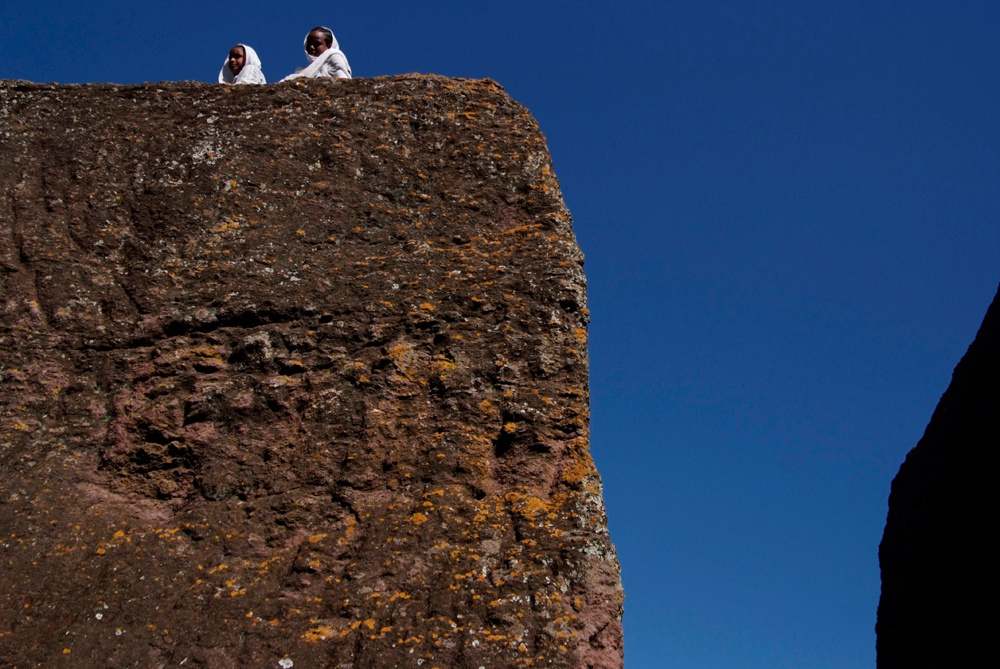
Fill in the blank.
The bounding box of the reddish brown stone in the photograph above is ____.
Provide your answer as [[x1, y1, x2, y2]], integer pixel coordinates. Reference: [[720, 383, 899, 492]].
[[0, 76, 623, 668]]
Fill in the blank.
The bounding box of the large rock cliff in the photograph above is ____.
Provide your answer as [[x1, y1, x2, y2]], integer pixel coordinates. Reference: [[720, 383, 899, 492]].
[[0, 77, 623, 668], [877, 284, 1000, 667]]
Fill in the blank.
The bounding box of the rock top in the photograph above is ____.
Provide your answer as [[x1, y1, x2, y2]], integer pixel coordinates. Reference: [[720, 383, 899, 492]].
[[0, 76, 623, 668], [877, 284, 1000, 667]]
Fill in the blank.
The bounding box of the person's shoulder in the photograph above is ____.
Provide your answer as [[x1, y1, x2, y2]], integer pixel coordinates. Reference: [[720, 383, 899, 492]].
[[325, 52, 349, 70]]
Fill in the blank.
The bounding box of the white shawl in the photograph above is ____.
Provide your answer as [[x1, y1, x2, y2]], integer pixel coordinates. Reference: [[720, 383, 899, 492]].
[[281, 28, 352, 81], [219, 44, 266, 84]]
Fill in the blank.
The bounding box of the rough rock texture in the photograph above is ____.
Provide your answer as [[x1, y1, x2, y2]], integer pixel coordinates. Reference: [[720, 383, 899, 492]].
[[877, 284, 1000, 667], [0, 77, 623, 668]]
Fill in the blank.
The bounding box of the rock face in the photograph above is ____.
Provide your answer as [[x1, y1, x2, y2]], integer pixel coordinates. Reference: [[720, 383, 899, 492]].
[[0, 77, 623, 668], [877, 284, 1000, 667]]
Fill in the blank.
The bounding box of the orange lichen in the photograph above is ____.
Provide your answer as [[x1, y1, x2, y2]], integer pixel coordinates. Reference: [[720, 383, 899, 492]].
[[561, 457, 595, 486]]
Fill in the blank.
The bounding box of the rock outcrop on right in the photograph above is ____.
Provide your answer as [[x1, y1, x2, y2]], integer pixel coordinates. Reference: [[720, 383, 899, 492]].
[[878, 283, 1000, 667]]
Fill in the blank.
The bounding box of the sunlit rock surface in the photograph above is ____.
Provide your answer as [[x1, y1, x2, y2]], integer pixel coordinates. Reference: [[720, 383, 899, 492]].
[[878, 284, 1000, 667], [0, 76, 623, 669]]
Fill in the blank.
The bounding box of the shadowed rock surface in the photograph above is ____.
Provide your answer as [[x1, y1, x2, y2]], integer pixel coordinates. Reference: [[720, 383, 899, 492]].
[[0, 77, 623, 668], [877, 284, 1000, 667]]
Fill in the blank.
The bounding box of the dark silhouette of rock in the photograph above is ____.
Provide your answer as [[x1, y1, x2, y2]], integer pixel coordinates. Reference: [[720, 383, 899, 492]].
[[0, 77, 623, 668], [877, 284, 1000, 668]]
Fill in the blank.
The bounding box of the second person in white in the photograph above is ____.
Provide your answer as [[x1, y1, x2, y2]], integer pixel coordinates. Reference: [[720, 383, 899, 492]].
[[281, 27, 352, 81]]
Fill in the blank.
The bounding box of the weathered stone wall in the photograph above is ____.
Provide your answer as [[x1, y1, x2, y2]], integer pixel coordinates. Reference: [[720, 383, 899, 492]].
[[877, 284, 1000, 667], [0, 77, 623, 668]]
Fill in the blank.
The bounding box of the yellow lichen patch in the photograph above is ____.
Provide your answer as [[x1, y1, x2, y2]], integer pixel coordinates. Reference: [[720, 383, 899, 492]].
[[500, 223, 545, 237], [156, 527, 182, 540], [212, 219, 241, 233], [336, 519, 358, 544], [560, 457, 595, 486], [408, 513, 429, 526], [521, 496, 549, 517], [430, 360, 456, 377], [388, 344, 422, 381], [505, 492, 556, 520], [302, 625, 336, 642], [307, 533, 328, 544], [257, 556, 282, 574]]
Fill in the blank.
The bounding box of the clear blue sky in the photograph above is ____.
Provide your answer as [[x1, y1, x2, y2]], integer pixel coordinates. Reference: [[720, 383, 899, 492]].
[[4, 2, 999, 667]]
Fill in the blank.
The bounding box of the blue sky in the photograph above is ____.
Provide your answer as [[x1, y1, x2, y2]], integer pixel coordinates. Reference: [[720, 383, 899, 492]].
[[4, 2, 999, 667]]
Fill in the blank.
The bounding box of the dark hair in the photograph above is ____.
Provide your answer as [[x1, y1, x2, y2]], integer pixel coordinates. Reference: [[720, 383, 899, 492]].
[[309, 26, 333, 47]]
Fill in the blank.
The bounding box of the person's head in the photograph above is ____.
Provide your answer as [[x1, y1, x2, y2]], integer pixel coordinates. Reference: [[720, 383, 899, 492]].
[[228, 45, 246, 75], [305, 27, 334, 58]]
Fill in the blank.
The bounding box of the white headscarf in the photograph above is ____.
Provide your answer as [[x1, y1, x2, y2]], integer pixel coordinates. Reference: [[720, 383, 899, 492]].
[[281, 27, 352, 81], [219, 44, 266, 84], [305, 27, 341, 61]]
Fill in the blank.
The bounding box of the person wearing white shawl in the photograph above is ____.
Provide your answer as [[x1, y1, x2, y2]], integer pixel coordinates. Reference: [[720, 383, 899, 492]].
[[281, 27, 352, 81], [219, 44, 266, 84]]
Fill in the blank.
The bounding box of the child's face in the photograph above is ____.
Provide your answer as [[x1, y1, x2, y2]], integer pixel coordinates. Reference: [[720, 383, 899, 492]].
[[305, 31, 330, 58], [228, 47, 246, 75]]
